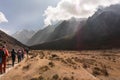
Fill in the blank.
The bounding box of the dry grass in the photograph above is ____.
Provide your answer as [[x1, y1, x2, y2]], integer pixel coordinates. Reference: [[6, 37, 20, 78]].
[[1, 50, 120, 80]]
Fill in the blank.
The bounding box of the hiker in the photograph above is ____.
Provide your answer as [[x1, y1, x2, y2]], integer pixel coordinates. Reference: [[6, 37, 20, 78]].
[[2, 45, 9, 73], [0, 44, 4, 74], [17, 49, 22, 63], [11, 49, 16, 67], [24, 48, 29, 59], [21, 49, 25, 60]]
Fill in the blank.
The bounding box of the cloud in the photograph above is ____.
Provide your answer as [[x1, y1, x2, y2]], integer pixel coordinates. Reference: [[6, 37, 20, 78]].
[[0, 12, 8, 33], [43, 0, 120, 26], [0, 12, 8, 23]]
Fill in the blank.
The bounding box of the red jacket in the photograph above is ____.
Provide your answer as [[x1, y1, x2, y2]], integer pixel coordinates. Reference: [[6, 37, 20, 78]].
[[2, 48, 9, 62]]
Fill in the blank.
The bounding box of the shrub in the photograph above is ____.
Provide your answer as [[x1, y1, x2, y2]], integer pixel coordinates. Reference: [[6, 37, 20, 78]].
[[31, 78, 37, 80], [83, 63, 90, 69], [52, 74, 59, 80], [31, 76, 45, 80], [22, 64, 31, 70], [48, 62, 55, 67], [63, 77, 71, 80], [39, 66, 49, 73], [38, 76, 45, 80], [92, 67, 109, 76]]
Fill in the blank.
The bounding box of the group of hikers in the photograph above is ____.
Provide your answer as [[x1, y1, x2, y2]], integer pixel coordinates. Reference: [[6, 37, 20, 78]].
[[0, 44, 29, 74]]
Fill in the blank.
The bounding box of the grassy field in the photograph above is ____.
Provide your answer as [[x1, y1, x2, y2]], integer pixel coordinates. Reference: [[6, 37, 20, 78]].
[[1, 49, 120, 80]]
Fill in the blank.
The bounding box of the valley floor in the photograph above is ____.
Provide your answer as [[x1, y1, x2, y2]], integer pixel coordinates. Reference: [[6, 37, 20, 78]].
[[1, 49, 120, 80]]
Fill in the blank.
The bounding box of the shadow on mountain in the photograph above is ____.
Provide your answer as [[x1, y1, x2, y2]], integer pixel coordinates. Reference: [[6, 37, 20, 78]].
[[30, 4, 120, 50]]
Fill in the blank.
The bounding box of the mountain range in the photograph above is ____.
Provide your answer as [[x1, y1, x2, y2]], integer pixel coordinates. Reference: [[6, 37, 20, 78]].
[[27, 19, 85, 46], [2, 4, 120, 50], [30, 4, 120, 50]]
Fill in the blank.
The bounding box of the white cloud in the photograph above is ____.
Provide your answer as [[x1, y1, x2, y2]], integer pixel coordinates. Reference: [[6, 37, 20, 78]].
[[43, 0, 120, 26], [0, 12, 8, 23], [0, 12, 9, 33]]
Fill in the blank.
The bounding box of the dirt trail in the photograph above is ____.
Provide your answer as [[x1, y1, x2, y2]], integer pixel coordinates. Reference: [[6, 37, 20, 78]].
[[0, 56, 27, 79], [0, 62, 18, 78]]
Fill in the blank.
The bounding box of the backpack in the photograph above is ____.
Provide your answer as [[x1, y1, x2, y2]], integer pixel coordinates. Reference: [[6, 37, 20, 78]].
[[0, 49, 5, 63]]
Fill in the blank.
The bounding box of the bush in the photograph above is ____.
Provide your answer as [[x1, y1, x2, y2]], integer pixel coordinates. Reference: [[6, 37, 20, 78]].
[[39, 66, 49, 73], [52, 74, 59, 80], [83, 63, 90, 69], [31, 78, 37, 80], [38, 76, 45, 80], [92, 68, 100, 76], [92, 67, 109, 76], [48, 62, 55, 67], [22, 64, 31, 70], [102, 68, 109, 76], [31, 76, 45, 80], [63, 77, 71, 80]]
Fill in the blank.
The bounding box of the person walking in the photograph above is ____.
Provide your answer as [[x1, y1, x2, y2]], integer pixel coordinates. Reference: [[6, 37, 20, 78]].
[[2, 45, 9, 73], [11, 49, 16, 67], [24, 48, 29, 60], [21, 49, 25, 60], [0, 44, 5, 74], [17, 50, 22, 63]]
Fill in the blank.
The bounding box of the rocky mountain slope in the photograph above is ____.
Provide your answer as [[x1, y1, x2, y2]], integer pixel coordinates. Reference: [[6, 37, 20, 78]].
[[27, 21, 65, 46], [0, 30, 26, 50], [12, 29, 35, 45], [77, 4, 120, 49], [27, 26, 55, 46], [28, 18, 85, 46], [30, 4, 120, 50]]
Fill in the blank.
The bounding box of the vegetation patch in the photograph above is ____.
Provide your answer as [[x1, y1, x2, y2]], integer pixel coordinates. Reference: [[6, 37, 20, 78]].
[[92, 67, 109, 76], [48, 61, 55, 67], [52, 74, 59, 80], [39, 66, 50, 73], [22, 64, 31, 71]]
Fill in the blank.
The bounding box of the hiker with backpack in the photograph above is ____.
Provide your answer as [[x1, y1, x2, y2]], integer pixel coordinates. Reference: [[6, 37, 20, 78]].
[[24, 48, 29, 60], [21, 48, 25, 60], [11, 49, 16, 67], [0, 44, 5, 74], [17, 49, 22, 63], [2, 45, 9, 73]]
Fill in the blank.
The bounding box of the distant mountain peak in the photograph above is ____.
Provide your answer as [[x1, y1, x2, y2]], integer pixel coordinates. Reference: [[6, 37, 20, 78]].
[[12, 29, 36, 45]]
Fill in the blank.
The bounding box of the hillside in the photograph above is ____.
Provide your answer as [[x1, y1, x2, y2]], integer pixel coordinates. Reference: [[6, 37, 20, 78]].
[[27, 21, 64, 46], [48, 18, 85, 41], [30, 4, 120, 50], [0, 30, 26, 50], [77, 5, 120, 49], [27, 19, 85, 46], [27, 26, 55, 46]]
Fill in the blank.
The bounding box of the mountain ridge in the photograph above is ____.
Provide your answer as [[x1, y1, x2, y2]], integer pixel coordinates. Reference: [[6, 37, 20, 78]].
[[12, 29, 35, 45], [0, 30, 26, 50], [30, 4, 120, 50]]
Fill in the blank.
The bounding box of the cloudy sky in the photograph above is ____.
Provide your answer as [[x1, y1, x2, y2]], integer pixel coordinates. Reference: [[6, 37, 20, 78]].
[[0, 0, 120, 35], [0, 0, 59, 34]]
